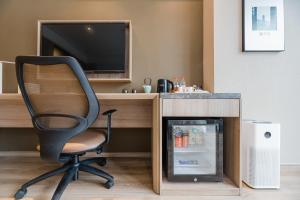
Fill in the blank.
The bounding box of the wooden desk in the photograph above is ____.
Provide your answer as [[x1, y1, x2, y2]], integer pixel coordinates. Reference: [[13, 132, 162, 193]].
[[0, 93, 241, 196], [0, 93, 161, 194]]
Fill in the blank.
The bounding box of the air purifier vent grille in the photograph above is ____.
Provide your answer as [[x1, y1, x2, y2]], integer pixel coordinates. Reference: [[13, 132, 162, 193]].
[[248, 148, 280, 188]]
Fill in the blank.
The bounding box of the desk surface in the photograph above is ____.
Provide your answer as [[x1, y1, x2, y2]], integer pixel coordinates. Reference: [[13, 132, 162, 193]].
[[0, 93, 158, 100], [0, 92, 243, 100]]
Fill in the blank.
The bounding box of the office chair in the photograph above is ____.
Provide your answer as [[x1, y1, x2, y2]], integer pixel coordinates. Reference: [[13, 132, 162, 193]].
[[14, 56, 117, 200]]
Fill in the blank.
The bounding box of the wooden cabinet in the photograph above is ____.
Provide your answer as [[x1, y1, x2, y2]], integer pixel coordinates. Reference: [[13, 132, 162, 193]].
[[160, 95, 241, 196]]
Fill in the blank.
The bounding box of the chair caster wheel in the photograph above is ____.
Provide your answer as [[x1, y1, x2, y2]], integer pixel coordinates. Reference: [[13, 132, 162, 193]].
[[97, 158, 107, 167], [14, 188, 27, 199], [104, 180, 114, 189]]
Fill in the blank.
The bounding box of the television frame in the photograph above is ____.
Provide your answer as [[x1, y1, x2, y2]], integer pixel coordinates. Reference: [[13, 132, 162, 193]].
[[37, 20, 132, 82]]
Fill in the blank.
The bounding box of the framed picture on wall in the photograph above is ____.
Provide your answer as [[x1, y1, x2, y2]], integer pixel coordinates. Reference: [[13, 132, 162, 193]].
[[243, 0, 285, 52]]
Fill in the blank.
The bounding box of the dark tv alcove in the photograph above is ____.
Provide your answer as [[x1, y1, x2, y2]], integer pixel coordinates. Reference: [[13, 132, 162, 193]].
[[38, 20, 132, 82]]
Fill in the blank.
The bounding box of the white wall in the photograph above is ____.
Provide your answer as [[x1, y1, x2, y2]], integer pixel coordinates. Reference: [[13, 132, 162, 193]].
[[212, 0, 300, 164]]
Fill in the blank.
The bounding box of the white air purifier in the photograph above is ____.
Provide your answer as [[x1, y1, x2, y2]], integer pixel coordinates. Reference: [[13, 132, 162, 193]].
[[242, 120, 280, 189]]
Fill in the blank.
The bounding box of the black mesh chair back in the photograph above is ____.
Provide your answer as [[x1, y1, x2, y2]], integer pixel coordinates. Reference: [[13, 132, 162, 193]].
[[16, 56, 99, 161]]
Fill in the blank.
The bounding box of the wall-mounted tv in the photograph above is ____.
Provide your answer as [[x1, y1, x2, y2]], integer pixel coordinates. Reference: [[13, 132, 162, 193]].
[[38, 21, 130, 73]]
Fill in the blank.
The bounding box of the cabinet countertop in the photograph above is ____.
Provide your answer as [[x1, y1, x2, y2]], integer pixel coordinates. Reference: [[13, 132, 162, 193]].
[[160, 93, 241, 99]]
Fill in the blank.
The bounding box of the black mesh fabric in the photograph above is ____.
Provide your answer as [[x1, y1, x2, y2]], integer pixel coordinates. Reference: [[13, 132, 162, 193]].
[[23, 63, 89, 129]]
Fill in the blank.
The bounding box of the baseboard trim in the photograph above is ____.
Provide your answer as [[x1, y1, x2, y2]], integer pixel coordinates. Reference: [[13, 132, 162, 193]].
[[0, 151, 151, 158]]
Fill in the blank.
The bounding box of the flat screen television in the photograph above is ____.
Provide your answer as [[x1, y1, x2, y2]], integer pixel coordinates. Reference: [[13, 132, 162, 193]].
[[38, 21, 130, 73]]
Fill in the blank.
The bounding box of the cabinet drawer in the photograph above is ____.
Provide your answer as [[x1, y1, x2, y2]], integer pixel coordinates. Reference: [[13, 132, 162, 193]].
[[162, 99, 240, 117]]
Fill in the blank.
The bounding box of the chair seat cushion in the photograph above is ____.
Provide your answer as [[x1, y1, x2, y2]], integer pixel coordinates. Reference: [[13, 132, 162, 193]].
[[37, 129, 106, 154]]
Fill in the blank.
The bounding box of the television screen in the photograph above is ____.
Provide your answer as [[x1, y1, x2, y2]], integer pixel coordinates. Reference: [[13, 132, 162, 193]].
[[40, 22, 128, 73]]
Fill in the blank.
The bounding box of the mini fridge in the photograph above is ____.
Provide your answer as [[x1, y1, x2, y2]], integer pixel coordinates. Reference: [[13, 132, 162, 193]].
[[163, 118, 223, 182]]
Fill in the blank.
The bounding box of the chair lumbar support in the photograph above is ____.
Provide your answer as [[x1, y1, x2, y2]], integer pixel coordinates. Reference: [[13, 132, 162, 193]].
[[14, 155, 114, 200]]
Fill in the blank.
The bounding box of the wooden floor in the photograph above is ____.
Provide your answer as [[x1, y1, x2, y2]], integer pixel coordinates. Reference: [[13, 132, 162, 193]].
[[0, 157, 299, 200]]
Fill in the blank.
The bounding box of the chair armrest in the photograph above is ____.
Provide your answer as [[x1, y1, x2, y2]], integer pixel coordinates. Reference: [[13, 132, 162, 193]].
[[102, 109, 117, 116], [102, 109, 117, 143]]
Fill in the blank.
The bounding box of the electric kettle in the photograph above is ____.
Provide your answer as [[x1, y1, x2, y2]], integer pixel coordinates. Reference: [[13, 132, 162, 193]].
[[157, 79, 174, 93]]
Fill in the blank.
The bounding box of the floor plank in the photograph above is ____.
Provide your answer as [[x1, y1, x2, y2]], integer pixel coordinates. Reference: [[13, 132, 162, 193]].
[[0, 157, 299, 200]]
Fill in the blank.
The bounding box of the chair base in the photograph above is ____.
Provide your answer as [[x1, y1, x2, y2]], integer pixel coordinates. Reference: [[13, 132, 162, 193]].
[[14, 156, 113, 200]]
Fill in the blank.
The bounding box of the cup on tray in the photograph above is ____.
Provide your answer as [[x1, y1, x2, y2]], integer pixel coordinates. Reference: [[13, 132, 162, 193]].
[[183, 87, 194, 93]]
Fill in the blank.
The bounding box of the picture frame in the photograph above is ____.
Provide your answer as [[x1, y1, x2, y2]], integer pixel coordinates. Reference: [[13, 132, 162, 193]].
[[243, 0, 285, 52]]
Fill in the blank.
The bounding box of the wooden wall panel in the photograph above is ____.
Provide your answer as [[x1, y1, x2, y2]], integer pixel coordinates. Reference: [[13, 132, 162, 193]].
[[203, 0, 215, 92]]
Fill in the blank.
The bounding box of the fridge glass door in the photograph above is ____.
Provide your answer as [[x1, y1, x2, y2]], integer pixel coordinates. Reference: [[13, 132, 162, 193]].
[[172, 124, 217, 175]]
